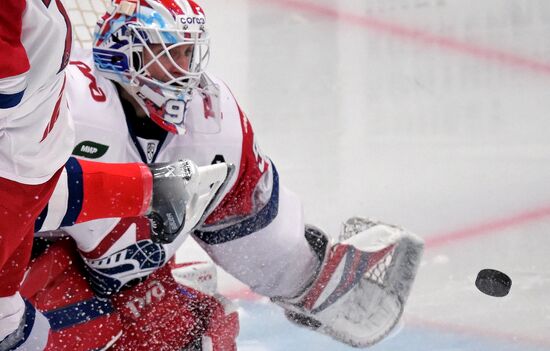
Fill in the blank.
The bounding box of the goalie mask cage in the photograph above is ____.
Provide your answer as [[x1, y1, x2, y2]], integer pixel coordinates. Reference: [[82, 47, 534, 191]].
[[64, 0, 110, 48]]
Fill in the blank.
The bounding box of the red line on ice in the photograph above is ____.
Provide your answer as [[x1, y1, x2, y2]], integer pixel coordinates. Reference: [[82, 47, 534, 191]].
[[230, 0, 550, 345], [226, 204, 550, 347], [253, 0, 550, 76], [226, 205, 550, 299], [425, 205, 550, 248]]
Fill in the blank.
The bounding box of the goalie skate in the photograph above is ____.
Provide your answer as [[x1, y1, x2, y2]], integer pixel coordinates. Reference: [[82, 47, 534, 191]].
[[276, 217, 424, 348]]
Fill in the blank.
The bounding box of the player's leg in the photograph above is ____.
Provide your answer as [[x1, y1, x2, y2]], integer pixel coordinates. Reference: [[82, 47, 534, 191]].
[[0, 169, 62, 350], [0, 158, 148, 349], [20, 239, 238, 351], [21, 238, 123, 351], [111, 263, 239, 351]]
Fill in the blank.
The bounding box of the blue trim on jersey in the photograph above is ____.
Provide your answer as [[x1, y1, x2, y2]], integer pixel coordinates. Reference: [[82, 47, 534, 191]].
[[125, 113, 168, 164], [35, 205, 48, 232], [0, 90, 25, 109], [43, 297, 114, 331], [9, 300, 37, 349], [194, 164, 280, 245], [61, 157, 84, 226]]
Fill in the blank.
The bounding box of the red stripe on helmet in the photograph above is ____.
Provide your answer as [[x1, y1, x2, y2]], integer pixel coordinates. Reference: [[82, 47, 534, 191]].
[[187, 0, 204, 16], [158, 0, 184, 16]]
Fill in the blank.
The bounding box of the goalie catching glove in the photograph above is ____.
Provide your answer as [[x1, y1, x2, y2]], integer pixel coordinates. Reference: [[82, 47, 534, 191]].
[[147, 160, 234, 244], [272, 217, 424, 348]]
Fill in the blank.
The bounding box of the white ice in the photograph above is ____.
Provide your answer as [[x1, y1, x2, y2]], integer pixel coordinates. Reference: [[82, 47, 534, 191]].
[[177, 0, 550, 349]]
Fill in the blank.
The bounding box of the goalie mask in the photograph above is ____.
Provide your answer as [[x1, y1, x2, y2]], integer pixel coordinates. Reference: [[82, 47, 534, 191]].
[[93, 0, 218, 134]]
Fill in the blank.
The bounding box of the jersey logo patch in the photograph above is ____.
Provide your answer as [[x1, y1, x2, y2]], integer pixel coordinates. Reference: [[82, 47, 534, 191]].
[[72, 141, 109, 159], [146, 142, 157, 163], [137, 137, 160, 163]]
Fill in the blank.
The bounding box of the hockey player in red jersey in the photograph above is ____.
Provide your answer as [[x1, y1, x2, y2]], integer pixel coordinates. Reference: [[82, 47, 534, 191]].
[[26, 0, 423, 349], [0, 1, 231, 349]]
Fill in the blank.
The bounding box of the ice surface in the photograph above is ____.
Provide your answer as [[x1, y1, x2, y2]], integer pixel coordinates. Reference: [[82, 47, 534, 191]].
[[177, 0, 550, 349]]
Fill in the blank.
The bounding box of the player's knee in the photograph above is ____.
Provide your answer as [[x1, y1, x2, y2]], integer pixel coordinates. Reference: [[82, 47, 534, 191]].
[[20, 239, 123, 350]]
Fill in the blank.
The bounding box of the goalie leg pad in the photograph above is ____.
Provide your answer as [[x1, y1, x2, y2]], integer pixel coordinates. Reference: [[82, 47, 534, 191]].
[[274, 218, 424, 348], [21, 240, 123, 351], [112, 264, 239, 351]]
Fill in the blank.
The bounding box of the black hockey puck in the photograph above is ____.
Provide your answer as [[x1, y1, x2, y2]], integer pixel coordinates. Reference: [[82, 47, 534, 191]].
[[475, 269, 511, 297]]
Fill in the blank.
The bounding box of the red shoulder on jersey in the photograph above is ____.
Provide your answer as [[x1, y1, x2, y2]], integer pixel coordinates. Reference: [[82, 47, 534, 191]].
[[0, 0, 30, 79], [205, 102, 270, 224]]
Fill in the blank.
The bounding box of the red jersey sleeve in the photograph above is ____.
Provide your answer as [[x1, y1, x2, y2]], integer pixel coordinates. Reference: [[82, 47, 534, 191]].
[[196, 103, 280, 245], [0, 0, 30, 79], [205, 104, 271, 224], [0, 0, 30, 107]]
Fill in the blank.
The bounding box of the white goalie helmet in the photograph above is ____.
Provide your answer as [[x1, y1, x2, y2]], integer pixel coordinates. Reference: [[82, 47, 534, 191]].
[[93, 0, 217, 134]]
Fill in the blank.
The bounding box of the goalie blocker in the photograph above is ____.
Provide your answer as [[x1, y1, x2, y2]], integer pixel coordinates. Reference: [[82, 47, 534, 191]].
[[272, 217, 424, 348], [147, 160, 234, 244]]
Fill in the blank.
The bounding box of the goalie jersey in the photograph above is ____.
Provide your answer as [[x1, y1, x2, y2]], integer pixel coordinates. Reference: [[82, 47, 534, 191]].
[[60, 49, 317, 299], [0, 0, 74, 184]]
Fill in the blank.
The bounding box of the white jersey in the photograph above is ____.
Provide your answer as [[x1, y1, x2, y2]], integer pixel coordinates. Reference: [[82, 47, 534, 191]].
[[0, 0, 74, 184], [60, 49, 317, 299]]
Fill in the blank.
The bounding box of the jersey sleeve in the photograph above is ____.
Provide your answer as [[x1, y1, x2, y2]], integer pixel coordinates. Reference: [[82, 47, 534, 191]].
[[191, 88, 318, 299], [194, 102, 279, 245], [0, 0, 30, 108], [33, 157, 152, 233]]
